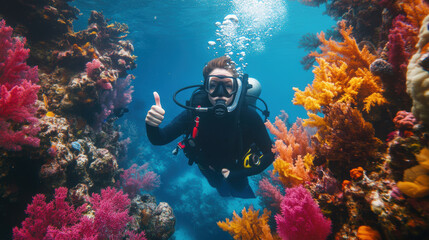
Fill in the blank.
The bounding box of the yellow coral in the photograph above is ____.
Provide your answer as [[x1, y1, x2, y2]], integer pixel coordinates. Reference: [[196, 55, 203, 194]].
[[397, 147, 429, 198], [294, 21, 386, 115], [311, 21, 377, 72], [272, 154, 313, 187], [217, 207, 279, 240], [294, 58, 386, 115]]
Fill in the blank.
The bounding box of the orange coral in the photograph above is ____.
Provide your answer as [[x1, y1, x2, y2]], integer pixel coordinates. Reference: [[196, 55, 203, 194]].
[[265, 116, 314, 187], [313, 103, 382, 180], [350, 167, 364, 180], [293, 21, 386, 114], [342, 180, 351, 190], [356, 225, 381, 240], [397, 0, 429, 29], [217, 207, 279, 240], [311, 21, 377, 72]]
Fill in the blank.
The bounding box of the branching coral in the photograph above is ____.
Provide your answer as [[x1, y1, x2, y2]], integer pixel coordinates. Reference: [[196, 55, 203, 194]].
[[265, 116, 314, 187], [13, 187, 147, 240], [217, 207, 279, 240], [294, 21, 386, 115], [0, 20, 40, 151], [311, 21, 377, 72], [312, 103, 383, 180], [257, 178, 284, 212], [388, 15, 419, 75], [118, 163, 161, 198], [396, 0, 429, 29]]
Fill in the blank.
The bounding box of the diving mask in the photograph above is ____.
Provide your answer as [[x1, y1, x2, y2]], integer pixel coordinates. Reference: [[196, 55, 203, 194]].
[[205, 75, 238, 98]]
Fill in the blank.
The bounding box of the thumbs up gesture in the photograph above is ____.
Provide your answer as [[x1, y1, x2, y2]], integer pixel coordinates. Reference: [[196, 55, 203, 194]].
[[145, 92, 165, 127]]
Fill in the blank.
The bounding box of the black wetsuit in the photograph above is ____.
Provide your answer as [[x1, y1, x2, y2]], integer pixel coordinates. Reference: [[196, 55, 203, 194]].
[[146, 103, 274, 198]]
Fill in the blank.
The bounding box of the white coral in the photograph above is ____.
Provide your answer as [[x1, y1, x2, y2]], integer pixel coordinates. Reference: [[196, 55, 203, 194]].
[[407, 15, 429, 125]]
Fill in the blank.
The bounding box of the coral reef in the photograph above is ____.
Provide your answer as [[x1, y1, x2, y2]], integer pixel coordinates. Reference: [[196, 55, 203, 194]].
[[406, 15, 429, 126], [236, 1, 429, 240], [0, 1, 169, 239], [129, 194, 175, 240]]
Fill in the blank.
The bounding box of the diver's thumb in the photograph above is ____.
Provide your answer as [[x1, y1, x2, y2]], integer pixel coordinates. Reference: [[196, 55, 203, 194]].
[[153, 91, 162, 108]]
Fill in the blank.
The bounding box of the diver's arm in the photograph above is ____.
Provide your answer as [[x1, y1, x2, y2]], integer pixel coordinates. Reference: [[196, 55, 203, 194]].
[[227, 111, 275, 178], [146, 110, 190, 145]]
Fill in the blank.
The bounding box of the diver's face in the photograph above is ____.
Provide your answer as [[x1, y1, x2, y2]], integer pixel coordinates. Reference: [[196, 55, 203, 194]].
[[207, 68, 234, 106]]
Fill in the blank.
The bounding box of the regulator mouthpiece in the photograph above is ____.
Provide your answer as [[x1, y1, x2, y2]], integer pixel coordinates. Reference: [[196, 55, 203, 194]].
[[213, 99, 227, 118]]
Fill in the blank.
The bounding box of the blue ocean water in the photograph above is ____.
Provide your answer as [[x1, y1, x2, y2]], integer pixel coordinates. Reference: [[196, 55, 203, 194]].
[[72, 1, 336, 239]]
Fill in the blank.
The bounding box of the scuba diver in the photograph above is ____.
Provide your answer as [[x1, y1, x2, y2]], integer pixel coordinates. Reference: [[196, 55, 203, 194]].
[[145, 56, 274, 198]]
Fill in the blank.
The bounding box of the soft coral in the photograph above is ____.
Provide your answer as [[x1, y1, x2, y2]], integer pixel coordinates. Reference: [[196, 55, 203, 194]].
[[0, 20, 40, 151]]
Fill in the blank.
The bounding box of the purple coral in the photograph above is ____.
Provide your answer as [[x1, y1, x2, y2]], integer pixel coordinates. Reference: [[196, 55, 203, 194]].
[[388, 15, 418, 75], [275, 186, 331, 240], [119, 163, 161, 198], [0, 19, 40, 151], [257, 177, 283, 211]]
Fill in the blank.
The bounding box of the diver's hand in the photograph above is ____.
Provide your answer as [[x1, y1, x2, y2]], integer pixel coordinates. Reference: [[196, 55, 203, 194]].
[[145, 91, 165, 127], [222, 168, 230, 178]]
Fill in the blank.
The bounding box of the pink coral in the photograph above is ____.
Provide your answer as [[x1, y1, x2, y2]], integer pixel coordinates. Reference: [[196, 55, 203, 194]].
[[89, 187, 134, 240], [257, 178, 283, 211], [388, 15, 418, 76], [275, 186, 331, 240], [86, 59, 103, 79], [393, 110, 417, 130], [0, 19, 40, 151], [265, 116, 314, 186], [13, 187, 146, 240], [12, 187, 86, 239], [119, 163, 161, 198]]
